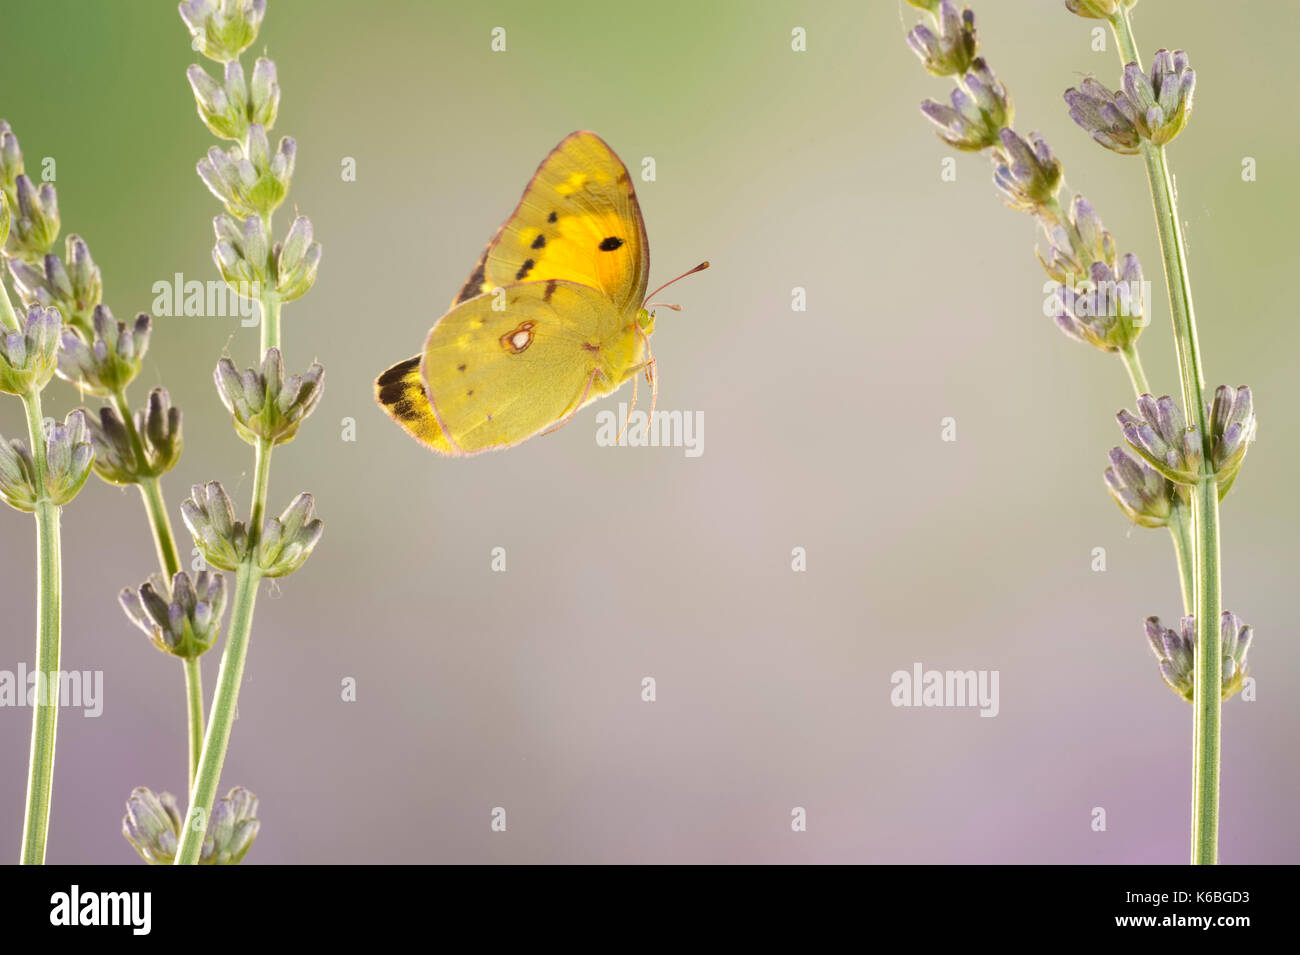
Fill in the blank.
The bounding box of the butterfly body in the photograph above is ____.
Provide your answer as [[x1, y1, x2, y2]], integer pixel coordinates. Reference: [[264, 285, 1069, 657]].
[[377, 131, 677, 457]]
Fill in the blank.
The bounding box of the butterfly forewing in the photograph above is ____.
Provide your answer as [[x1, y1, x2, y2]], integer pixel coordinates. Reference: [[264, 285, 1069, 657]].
[[473, 131, 650, 315]]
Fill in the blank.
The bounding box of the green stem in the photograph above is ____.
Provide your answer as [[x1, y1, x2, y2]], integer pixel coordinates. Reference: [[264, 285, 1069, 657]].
[[1113, 8, 1222, 866], [1142, 145, 1209, 433], [1118, 343, 1150, 396], [260, 290, 281, 355], [1189, 480, 1222, 864], [137, 475, 182, 577], [1111, 6, 1141, 66], [1119, 346, 1195, 615], [174, 438, 273, 865], [141, 475, 204, 784], [0, 275, 21, 331], [19, 389, 61, 865], [119, 391, 204, 785], [175, 561, 261, 865], [1167, 498, 1196, 617], [182, 656, 204, 785]]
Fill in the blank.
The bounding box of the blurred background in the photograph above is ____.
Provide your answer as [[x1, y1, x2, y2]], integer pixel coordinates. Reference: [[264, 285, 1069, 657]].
[[0, 0, 1296, 863]]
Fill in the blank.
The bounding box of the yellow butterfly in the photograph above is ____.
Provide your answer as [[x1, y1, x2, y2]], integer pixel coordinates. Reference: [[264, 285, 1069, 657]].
[[375, 130, 707, 456]]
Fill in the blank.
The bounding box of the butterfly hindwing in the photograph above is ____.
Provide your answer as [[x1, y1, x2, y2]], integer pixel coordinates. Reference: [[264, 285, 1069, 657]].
[[456, 131, 650, 314], [375, 355, 454, 453], [422, 280, 629, 455]]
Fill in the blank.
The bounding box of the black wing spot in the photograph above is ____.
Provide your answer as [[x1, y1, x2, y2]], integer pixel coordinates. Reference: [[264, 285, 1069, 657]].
[[466, 389, 474, 397], [531, 234, 546, 250], [457, 363, 467, 372], [599, 236, 624, 251], [547, 211, 558, 223], [544, 280, 557, 301], [377, 356, 420, 387], [516, 258, 535, 280]]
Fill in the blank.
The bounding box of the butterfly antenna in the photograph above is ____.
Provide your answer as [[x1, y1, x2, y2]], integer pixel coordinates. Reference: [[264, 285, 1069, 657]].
[[642, 260, 710, 311]]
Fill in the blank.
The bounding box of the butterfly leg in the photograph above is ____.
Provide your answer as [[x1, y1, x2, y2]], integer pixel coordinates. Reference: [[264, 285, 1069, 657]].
[[618, 357, 657, 444], [636, 323, 658, 430], [542, 368, 602, 437], [644, 357, 658, 426], [616, 365, 641, 444]]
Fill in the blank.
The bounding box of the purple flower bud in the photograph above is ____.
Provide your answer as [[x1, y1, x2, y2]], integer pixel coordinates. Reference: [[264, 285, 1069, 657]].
[[920, 57, 1012, 152], [991, 128, 1061, 211], [1104, 446, 1173, 528], [907, 1, 977, 77]]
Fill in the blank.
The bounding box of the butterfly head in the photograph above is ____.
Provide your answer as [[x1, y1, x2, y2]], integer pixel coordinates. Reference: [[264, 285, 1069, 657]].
[[635, 307, 655, 336]]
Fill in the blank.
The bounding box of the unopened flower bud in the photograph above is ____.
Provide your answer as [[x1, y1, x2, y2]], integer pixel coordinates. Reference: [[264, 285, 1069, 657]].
[[992, 129, 1061, 211], [215, 347, 324, 446], [179, 0, 266, 63], [919, 58, 1012, 152], [0, 410, 93, 511], [1145, 611, 1253, 702], [187, 57, 280, 141], [197, 125, 295, 219], [120, 570, 227, 659], [1104, 445, 1173, 529], [907, 1, 977, 77], [257, 491, 323, 577], [1207, 384, 1256, 498], [272, 215, 321, 302], [5, 174, 59, 262], [0, 304, 61, 395], [1118, 394, 1201, 485], [57, 306, 150, 396], [181, 481, 249, 571], [86, 387, 182, 484]]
